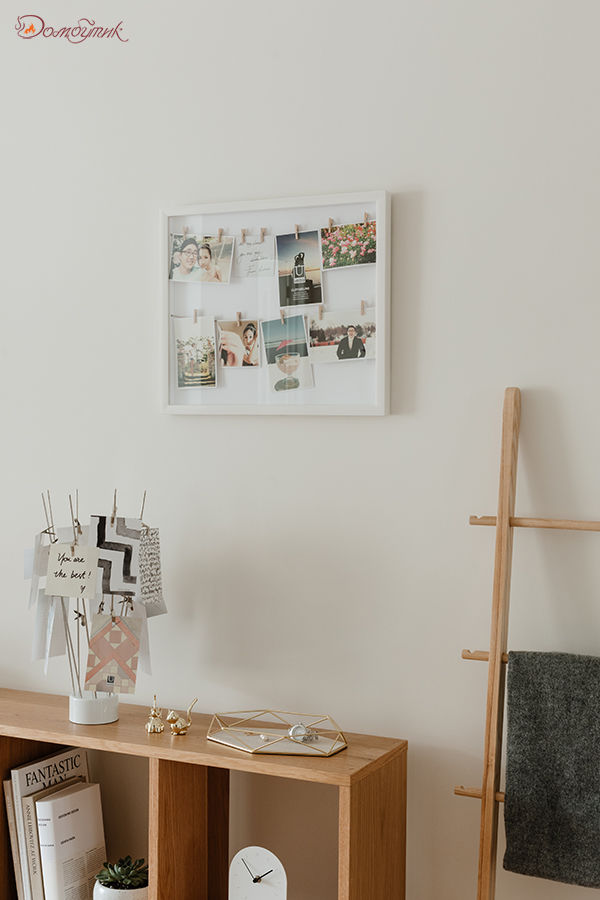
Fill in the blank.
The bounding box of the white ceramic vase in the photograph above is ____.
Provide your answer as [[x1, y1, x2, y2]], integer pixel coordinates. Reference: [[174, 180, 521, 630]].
[[69, 693, 119, 725], [93, 884, 148, 900]]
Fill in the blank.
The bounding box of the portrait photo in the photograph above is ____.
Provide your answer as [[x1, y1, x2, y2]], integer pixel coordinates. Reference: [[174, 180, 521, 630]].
[[218, 320, 260, 367], [169, 233, 235, 284], [308, 308, 376, 364], [320, 220, 377, 270], [276, 230, 323, 308], [261, 315, 314, 392], [174, 316, 217, 387]]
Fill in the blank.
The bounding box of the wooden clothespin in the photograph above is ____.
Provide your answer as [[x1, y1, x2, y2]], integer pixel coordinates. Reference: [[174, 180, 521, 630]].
[[217, 228, 224, 243], [361, 300, 366, 317], [260, 227, 266, 243], [363, 212, 369, 225], [280, 308, 285, 325], [328, 217, 334, 230], [294, 224, 300, 240], [241, 228, 247, 244], [319, 305, 324, 320], [111, 489, 117, 527], [236, 311, 242, 326], [182, 225, 189, 238], [193, 309, 198, 324]]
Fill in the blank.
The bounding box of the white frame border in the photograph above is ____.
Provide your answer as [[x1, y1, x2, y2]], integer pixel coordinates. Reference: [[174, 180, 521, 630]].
[[161, 191, 390, 416]]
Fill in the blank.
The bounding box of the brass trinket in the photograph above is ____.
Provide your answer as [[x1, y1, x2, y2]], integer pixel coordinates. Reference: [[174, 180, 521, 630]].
[[145, 694, 164, 734], [166, 697, 198, 736]]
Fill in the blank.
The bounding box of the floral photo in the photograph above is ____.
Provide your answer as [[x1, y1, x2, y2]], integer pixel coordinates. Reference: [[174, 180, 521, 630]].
[[320, 221, 376, 270], [174, 316, 217, 388]]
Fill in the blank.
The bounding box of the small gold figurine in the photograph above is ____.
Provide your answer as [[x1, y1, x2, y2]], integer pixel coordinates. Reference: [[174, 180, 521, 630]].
[[145, 695, 164, 734], [166, 697, 198, 736]]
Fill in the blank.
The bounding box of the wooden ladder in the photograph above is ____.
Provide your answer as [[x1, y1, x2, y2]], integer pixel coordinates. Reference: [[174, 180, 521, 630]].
[[455, 387, 600, 899]]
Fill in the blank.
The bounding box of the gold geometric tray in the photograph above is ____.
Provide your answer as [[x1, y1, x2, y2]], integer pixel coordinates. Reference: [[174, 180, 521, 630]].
[[207, 710, 347, 756]]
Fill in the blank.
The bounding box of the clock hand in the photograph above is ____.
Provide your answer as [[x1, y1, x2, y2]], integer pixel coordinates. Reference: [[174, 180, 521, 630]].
[[241, 857, 255, 880], [257, 869, 274, 879]]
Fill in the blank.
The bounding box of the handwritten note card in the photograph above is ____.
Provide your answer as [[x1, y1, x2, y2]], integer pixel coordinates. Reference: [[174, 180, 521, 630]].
[[45, 543, 99, 599], [234, 236, 275, 277]]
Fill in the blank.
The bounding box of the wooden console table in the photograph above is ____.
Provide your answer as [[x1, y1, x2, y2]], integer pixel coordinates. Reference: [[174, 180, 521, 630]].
[[0, 689, 406, 900]]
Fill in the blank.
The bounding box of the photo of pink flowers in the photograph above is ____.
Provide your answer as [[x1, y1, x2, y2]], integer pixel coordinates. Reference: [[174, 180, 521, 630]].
[[320, 220, 377, 270]]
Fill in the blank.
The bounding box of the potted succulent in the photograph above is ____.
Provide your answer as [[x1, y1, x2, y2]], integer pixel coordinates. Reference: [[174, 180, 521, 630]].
[[93, 856, 149, 899]]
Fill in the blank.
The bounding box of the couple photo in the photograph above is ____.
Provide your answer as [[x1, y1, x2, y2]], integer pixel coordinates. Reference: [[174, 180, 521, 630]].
[[169, 233, 234, 283]]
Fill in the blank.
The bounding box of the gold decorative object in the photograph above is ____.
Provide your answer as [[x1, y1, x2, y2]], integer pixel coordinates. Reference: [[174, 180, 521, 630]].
[[166, 697, 198, 736], [145, 694, 164, 734], [207, 710, 347, 756]]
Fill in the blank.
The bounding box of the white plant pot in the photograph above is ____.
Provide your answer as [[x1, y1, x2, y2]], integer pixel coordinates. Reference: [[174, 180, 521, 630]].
[[93, 883, 148, 900], [69, 693, 119, 725]]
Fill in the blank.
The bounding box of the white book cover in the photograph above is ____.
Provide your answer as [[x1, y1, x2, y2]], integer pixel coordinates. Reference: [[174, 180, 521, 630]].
[[36, 782, 105, 900], [22, 775, 85, 900], [11, 748, 89, 900]]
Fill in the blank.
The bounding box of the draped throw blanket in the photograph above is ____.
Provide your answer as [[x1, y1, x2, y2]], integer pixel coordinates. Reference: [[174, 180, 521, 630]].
[[503, 651, 600, 887]]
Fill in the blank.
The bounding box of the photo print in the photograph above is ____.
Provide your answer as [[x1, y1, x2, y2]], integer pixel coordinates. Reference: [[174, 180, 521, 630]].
[[276, 230, 323, 308], [169, 233, 235, 283], [261, 315, 314, 392], [234, 235, 275, 278], [174, 316, 217, 388], [218, 320, 260, 368], [320, 220, 376, 270], [308, 308, 376, 364]]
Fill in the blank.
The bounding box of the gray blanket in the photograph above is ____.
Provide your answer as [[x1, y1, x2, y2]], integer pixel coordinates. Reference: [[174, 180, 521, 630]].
[[503, 651, 600, 887]]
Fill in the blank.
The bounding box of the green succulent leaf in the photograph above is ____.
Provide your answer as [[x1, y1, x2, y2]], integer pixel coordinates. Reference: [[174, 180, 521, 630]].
[[95, 855, 149, 889]]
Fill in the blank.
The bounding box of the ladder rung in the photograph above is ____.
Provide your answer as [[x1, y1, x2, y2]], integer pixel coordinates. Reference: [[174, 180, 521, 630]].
[[454, 785, 505, 802], [470, 515, 600, 532], [462, 649, 508, 663]]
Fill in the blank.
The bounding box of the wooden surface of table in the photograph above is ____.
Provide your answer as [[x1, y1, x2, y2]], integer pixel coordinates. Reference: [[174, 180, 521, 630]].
[[0, 688, 405, 787], [0, 688, 407, 900]]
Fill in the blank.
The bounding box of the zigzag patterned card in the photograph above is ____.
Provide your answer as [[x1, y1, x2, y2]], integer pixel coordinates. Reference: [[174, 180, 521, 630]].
[[84, 614, 141, 694], [89, 516, 143, 599]]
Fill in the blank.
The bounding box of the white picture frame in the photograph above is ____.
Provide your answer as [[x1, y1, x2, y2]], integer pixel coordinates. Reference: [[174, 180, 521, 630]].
[[161, 191, 390, 415]]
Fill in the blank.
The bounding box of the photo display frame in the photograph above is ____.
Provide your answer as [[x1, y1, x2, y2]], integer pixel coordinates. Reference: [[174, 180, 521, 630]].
[[161, 191, 390, 415]]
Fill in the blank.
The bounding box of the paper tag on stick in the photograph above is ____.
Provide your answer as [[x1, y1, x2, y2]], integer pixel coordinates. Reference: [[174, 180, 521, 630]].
[[45, 543, 99, 599]]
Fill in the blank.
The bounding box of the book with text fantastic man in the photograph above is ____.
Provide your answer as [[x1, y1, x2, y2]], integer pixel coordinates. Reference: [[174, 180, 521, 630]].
[[11, 748, 89, 900]]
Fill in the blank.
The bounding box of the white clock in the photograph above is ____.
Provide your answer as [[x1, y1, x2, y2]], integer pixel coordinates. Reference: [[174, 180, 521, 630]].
[[229, 846, 287, 899]]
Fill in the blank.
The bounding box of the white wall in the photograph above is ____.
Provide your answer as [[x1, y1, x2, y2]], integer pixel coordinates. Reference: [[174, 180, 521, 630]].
[[3, 1, 600, 897]]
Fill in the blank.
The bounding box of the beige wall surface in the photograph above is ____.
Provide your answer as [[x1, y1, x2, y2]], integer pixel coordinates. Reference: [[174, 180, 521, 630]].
[[3, 1, 600, 898]]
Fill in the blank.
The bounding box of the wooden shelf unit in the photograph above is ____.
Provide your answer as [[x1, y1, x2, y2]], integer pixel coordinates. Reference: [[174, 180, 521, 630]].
[[0, 689, 407, 900]]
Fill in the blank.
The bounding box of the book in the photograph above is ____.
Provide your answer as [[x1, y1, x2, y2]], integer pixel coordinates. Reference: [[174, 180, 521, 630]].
[[22, 776, 84, 900], [36, 782, 105, 900], [3, 780, 25, 900], [11, 747, 89, 900]]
